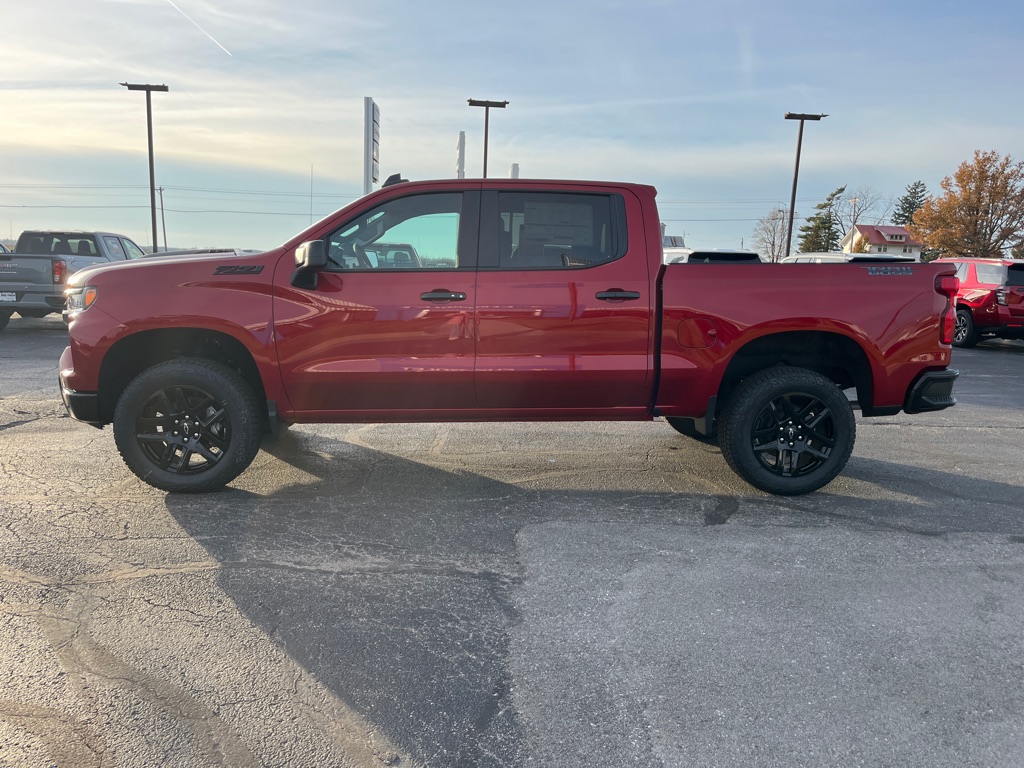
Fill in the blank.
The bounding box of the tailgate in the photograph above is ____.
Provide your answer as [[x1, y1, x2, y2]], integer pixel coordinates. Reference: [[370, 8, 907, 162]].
[[0, 255, 56, 287]]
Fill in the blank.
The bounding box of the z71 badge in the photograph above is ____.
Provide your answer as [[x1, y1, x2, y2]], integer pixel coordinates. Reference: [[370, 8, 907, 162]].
[[213, 265, 264, 275]]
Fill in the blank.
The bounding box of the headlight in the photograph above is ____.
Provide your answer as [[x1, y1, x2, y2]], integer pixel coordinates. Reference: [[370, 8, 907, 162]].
[[65, 285, 98, 314]]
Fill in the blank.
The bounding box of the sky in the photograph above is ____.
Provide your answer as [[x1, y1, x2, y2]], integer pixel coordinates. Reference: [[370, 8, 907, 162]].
[[2, 0, 1023, 252]]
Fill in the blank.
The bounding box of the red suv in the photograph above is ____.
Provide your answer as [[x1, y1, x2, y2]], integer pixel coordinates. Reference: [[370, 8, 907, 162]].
[[934, 258, 1024, 347]]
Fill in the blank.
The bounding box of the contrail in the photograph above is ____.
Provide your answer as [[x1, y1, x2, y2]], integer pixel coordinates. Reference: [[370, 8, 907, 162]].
[[164, 0, 232, 56]]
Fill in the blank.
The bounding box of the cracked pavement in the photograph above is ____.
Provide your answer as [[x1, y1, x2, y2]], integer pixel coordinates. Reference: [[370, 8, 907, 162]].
[[2, 316, 1024, 767]]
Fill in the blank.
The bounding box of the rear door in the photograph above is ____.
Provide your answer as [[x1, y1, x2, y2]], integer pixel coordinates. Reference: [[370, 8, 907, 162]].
[[473, 188, 653, 411], [273, 189, 480, 416]]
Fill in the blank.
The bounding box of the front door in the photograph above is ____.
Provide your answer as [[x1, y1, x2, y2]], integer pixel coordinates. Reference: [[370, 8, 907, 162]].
[[273, 191, 479, 417]]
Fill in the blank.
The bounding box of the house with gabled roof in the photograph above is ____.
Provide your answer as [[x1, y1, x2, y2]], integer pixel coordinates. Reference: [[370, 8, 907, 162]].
[[840, 224, 923, 260]]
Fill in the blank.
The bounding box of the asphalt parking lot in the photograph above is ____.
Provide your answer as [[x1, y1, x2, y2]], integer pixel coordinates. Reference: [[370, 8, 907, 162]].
[[2, 316, 1023, 767]]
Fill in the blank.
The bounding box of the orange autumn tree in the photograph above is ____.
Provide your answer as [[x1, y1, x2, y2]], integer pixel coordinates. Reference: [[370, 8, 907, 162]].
[[910, 150, 1024, 259]]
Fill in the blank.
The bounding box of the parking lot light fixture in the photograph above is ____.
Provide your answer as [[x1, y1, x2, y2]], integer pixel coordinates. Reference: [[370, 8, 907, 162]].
[[467, 99, 509, 178], [120, 82, 169, 253], [783, 112, 828, 259]]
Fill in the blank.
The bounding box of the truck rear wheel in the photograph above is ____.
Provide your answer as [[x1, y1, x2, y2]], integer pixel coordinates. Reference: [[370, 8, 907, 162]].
[[718, 366, 854, 496], [113, 359, 264, 493]]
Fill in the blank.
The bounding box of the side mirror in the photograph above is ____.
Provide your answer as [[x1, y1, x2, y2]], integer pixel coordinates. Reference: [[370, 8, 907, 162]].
[[291, 240, 327, 289]]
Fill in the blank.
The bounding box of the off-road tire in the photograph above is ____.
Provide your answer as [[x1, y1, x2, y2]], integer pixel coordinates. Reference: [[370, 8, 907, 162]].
[[719, 366, 855, 495], [113, 358, 264, 492]]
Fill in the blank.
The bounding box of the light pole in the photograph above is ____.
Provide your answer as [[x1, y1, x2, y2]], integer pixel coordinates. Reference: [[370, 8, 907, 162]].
[[120, 82, 169, 253], [783, 112, 827, 259], [467, 99, 508, 178]]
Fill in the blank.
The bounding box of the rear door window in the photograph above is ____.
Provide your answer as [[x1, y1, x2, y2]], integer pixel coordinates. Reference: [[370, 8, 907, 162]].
[[975, 263, 1007, 285], [102, 236, 128, 260], [480, 191, 627, 270]]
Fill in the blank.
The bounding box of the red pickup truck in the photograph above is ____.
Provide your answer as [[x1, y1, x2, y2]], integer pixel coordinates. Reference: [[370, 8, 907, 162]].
[[59, 178, 959, 496]]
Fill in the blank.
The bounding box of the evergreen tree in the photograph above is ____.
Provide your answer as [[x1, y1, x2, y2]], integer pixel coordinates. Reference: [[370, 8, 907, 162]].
[[797, 186, 846, 253], [892, 181, 928, 225]]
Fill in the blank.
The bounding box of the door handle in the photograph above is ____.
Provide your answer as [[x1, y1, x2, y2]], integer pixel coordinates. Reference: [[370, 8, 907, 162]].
[[421, 290, 467, 302], [596, 289, 641, 301]]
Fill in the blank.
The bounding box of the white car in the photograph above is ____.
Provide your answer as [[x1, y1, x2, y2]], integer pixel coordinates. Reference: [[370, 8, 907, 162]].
[[780, 252, 917, 264], [663, 248, 763, 264]]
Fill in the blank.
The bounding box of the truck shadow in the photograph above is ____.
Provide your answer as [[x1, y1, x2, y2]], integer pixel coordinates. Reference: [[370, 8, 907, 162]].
[[163, 429, 1024, 766]]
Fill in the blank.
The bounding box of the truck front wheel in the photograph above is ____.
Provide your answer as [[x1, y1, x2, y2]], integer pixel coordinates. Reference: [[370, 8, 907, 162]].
[[718, 366, 855, 496], [113, 359, 264, 492]]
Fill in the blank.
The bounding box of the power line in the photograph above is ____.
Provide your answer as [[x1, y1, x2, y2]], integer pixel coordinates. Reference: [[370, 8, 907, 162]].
[[0, 203, 331, 217]]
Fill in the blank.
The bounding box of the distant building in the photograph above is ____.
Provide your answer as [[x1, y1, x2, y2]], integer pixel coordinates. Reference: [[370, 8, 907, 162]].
[[841, 224, 922, 260]]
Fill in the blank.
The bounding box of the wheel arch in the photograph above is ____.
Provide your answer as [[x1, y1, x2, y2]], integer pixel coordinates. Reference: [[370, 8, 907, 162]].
[[716, 330, 873, 416], [98, 328, 268, 426]]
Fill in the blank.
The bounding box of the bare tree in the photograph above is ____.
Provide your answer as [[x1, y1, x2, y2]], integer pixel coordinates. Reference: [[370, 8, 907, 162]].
[[836, 186, 885, 246], [752, 207, 790, 262]]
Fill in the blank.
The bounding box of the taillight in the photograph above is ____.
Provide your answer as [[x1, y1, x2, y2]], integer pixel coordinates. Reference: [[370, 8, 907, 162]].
[[52, 259, 67, 284], [995, 288, 1007, 305], [937, 274, 958, 345]]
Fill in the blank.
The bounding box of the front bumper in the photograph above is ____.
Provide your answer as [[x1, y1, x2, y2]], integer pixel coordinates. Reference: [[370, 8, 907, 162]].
[[904, 368, 958, 414], [60, 381, 103, 427], [59, 345, 104, 427]]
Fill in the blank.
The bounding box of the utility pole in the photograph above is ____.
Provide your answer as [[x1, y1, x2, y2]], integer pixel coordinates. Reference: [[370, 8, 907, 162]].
[[158, 186, 168, 251]]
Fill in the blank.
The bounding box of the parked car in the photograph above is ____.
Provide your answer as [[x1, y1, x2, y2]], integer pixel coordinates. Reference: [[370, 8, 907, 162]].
[[780, 252, 917, 264], [663, 248, 763, 264], [0, 230, 146, 330], [933, 257, 1024, 347], [143, 247, 264, 258]]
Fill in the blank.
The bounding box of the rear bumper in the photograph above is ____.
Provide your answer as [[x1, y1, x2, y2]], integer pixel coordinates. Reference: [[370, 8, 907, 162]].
[[981, 322, 1024, 340], [0, 291, 65, 311], [904, 368, 958, 414]]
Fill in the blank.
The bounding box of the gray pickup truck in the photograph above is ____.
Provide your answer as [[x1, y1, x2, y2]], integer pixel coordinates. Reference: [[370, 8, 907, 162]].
[[0, 230, 146, 330]]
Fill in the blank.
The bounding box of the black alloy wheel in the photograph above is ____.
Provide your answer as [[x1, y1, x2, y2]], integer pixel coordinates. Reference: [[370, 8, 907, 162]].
[[114, 359, 263, 492], [136, 384, 231, 474], [719, 366, 855, 495]]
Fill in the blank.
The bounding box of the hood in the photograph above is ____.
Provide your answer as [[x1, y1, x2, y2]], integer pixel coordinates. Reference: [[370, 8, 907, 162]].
[[69, 248, 280, 287]]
